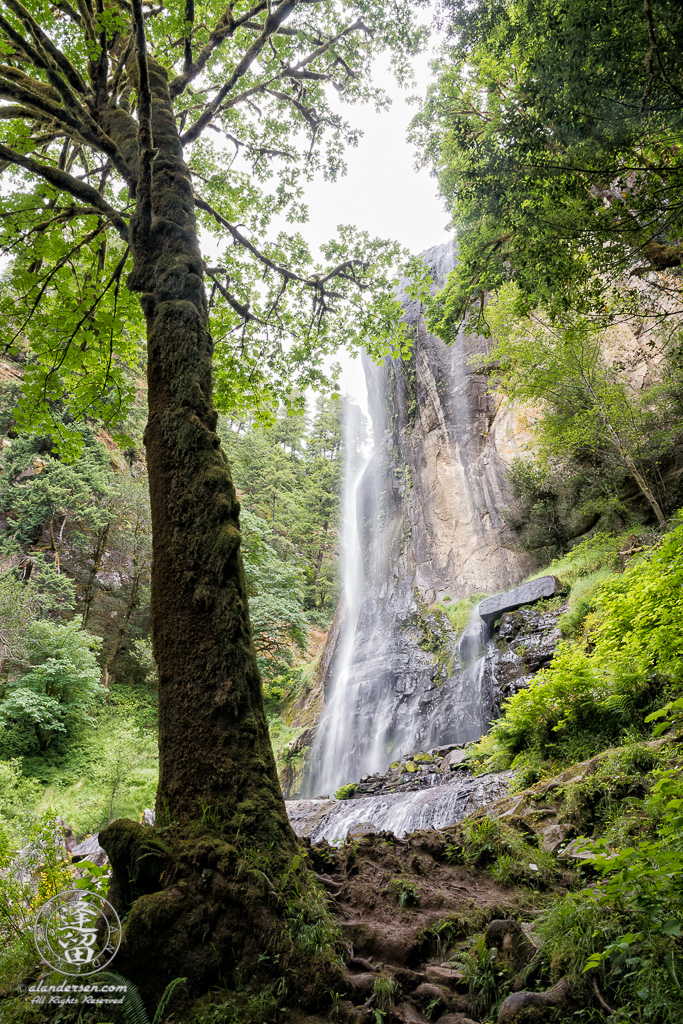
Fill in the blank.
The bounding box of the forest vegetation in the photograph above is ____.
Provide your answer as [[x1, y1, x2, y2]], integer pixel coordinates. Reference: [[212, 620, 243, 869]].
[[0, 0, 681, 1023]]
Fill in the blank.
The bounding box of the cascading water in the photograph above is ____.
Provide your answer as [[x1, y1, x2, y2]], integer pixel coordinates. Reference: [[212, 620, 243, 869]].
[[296, 239, 530, 819], [305, 405, 372, 796], [287, 767, 511, 844]]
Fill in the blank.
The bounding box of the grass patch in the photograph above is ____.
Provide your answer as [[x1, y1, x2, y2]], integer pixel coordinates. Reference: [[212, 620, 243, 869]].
[[438, 592, 489, 636]]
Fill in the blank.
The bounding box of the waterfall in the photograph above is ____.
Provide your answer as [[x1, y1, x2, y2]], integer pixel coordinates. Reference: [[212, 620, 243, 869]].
[[306, 404, 372, 796], [288, 768, 511, 843], [298, 239, 529, 802]]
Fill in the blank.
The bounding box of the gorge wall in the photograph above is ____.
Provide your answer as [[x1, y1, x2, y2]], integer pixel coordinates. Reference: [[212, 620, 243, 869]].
[[301, 241, 535, 797]]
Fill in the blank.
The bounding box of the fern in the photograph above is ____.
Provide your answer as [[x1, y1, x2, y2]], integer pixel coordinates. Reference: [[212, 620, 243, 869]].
[[95, 971, 187, 1024], [153, 977, 187, 1024], [96, 972, 149, 1024], [664, 951, 683, 991]]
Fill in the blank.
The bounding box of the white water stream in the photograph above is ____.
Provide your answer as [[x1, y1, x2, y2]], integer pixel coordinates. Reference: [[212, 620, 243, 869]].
[[287, 769, 511, 843], [307, 408, 372, 796]]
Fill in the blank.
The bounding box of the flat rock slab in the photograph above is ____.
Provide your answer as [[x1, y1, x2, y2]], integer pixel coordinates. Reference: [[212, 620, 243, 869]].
[[479, 576, 561, 627]]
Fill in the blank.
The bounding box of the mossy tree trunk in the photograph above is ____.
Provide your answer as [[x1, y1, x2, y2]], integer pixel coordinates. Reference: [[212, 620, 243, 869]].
[[126, 58, 295, 854]]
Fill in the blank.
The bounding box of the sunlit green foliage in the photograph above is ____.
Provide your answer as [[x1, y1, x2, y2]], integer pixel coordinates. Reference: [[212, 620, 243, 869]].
[[0, 617, 101, 755], [439, 591, 488, 636], [478, 286, 683, 527], [474, 520, 683, 773], [0, 0, 432, 444], [413, 0, 683, 335], [537, 762, 683, 1023]]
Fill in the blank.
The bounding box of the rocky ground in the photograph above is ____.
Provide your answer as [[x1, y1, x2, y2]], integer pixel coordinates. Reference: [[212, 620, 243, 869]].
[[281, 732, 675, 1024]]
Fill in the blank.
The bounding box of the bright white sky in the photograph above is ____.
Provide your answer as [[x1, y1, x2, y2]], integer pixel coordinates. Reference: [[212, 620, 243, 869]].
[[302, 49, 452, 412], [302, 53, 450, 257]]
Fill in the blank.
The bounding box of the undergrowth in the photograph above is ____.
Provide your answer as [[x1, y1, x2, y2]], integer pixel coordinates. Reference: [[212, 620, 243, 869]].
[[445, 816, 556, 889], [470, 520, 683, 777], [438, 592, 488, 636]]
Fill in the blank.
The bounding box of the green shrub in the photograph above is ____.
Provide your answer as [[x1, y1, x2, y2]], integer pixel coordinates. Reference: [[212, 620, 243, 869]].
[[373, 973, 398, 1010], [456, 817, 555, 887], [454, 934, 510, 1019], [471, 520, 683, 774], [528, 531, 623, 588], [558, 567, 613, 637], [0, 619, 102, 755], [384, 876, 420, 908], [334, 783, 358, 800], [534, 761, 683, 1023]]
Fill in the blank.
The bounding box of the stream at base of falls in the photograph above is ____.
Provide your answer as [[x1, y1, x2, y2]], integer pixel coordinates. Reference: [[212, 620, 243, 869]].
[[286, 768, 512, 844]]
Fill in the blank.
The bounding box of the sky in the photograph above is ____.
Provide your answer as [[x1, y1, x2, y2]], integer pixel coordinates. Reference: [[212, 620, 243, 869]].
[[299, 49, 452, 413], [301, 53, 451, 257]]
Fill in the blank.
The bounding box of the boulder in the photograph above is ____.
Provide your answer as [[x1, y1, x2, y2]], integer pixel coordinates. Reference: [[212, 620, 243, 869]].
[[440, 748, 470, 772], [344, 972, 377, 998], [536, 822, 571, 855], [395, 1003, 430, 1023], [346, 821, 377, 838], [479, 577, 561, 627], [497, 977, 570, 1023], [412, 982, 454, 1012], [435, 1015, 480, 1024], [71, 833, 108, 866], [556, 838, 599, 865], [484, 920, 536, 976], [425, 965, 468, 991]]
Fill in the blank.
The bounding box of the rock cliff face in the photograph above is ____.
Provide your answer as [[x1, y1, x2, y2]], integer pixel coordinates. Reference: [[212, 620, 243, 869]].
[[302, 242, 536, 796], [363, 239, 534, 606]]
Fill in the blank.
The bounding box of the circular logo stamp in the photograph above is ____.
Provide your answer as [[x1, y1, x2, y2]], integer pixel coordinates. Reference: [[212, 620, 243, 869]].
[[33, 889, 121, 977]]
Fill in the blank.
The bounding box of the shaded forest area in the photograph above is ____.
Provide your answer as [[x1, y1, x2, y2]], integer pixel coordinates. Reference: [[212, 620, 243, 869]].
[[0, 370, 350, 826]]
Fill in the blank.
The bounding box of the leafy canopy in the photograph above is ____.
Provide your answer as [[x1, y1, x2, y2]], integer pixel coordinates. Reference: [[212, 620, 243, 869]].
[[411, 0, 683, 335], [0, 0, 431, 445], [479, 283, 683, 524]]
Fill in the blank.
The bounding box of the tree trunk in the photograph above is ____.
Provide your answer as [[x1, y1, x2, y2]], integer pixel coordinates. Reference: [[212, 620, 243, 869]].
[[122, 58, 294, 850], [101, 567, 141, 690], [98, 60, 336, 1011], [582, 374, 667, 526], [81, 524, 109, 627]]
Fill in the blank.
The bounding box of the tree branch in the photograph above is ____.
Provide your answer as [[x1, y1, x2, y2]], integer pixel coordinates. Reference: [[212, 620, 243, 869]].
[[0, 142, 129, 239], [183, 0, 195, 75], [196, 196, 353, 301], [204, 266, 265, 324], [131, 0, 153, 224], [180, 0, 297, 144], [0, 66, 132, 181], [48, 0, 82, 26], [3, 0, 88, 95], [169, 0, 269, 98]]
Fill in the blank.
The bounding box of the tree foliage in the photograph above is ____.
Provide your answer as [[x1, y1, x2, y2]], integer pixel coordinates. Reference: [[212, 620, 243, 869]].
[[412, 0, 683, 335], [224, 395, 364, 616], [0, 0, 429, 440], [0, 583, 101, 755], [481, 284, 683, 525], [474, 519, 683, 770]]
